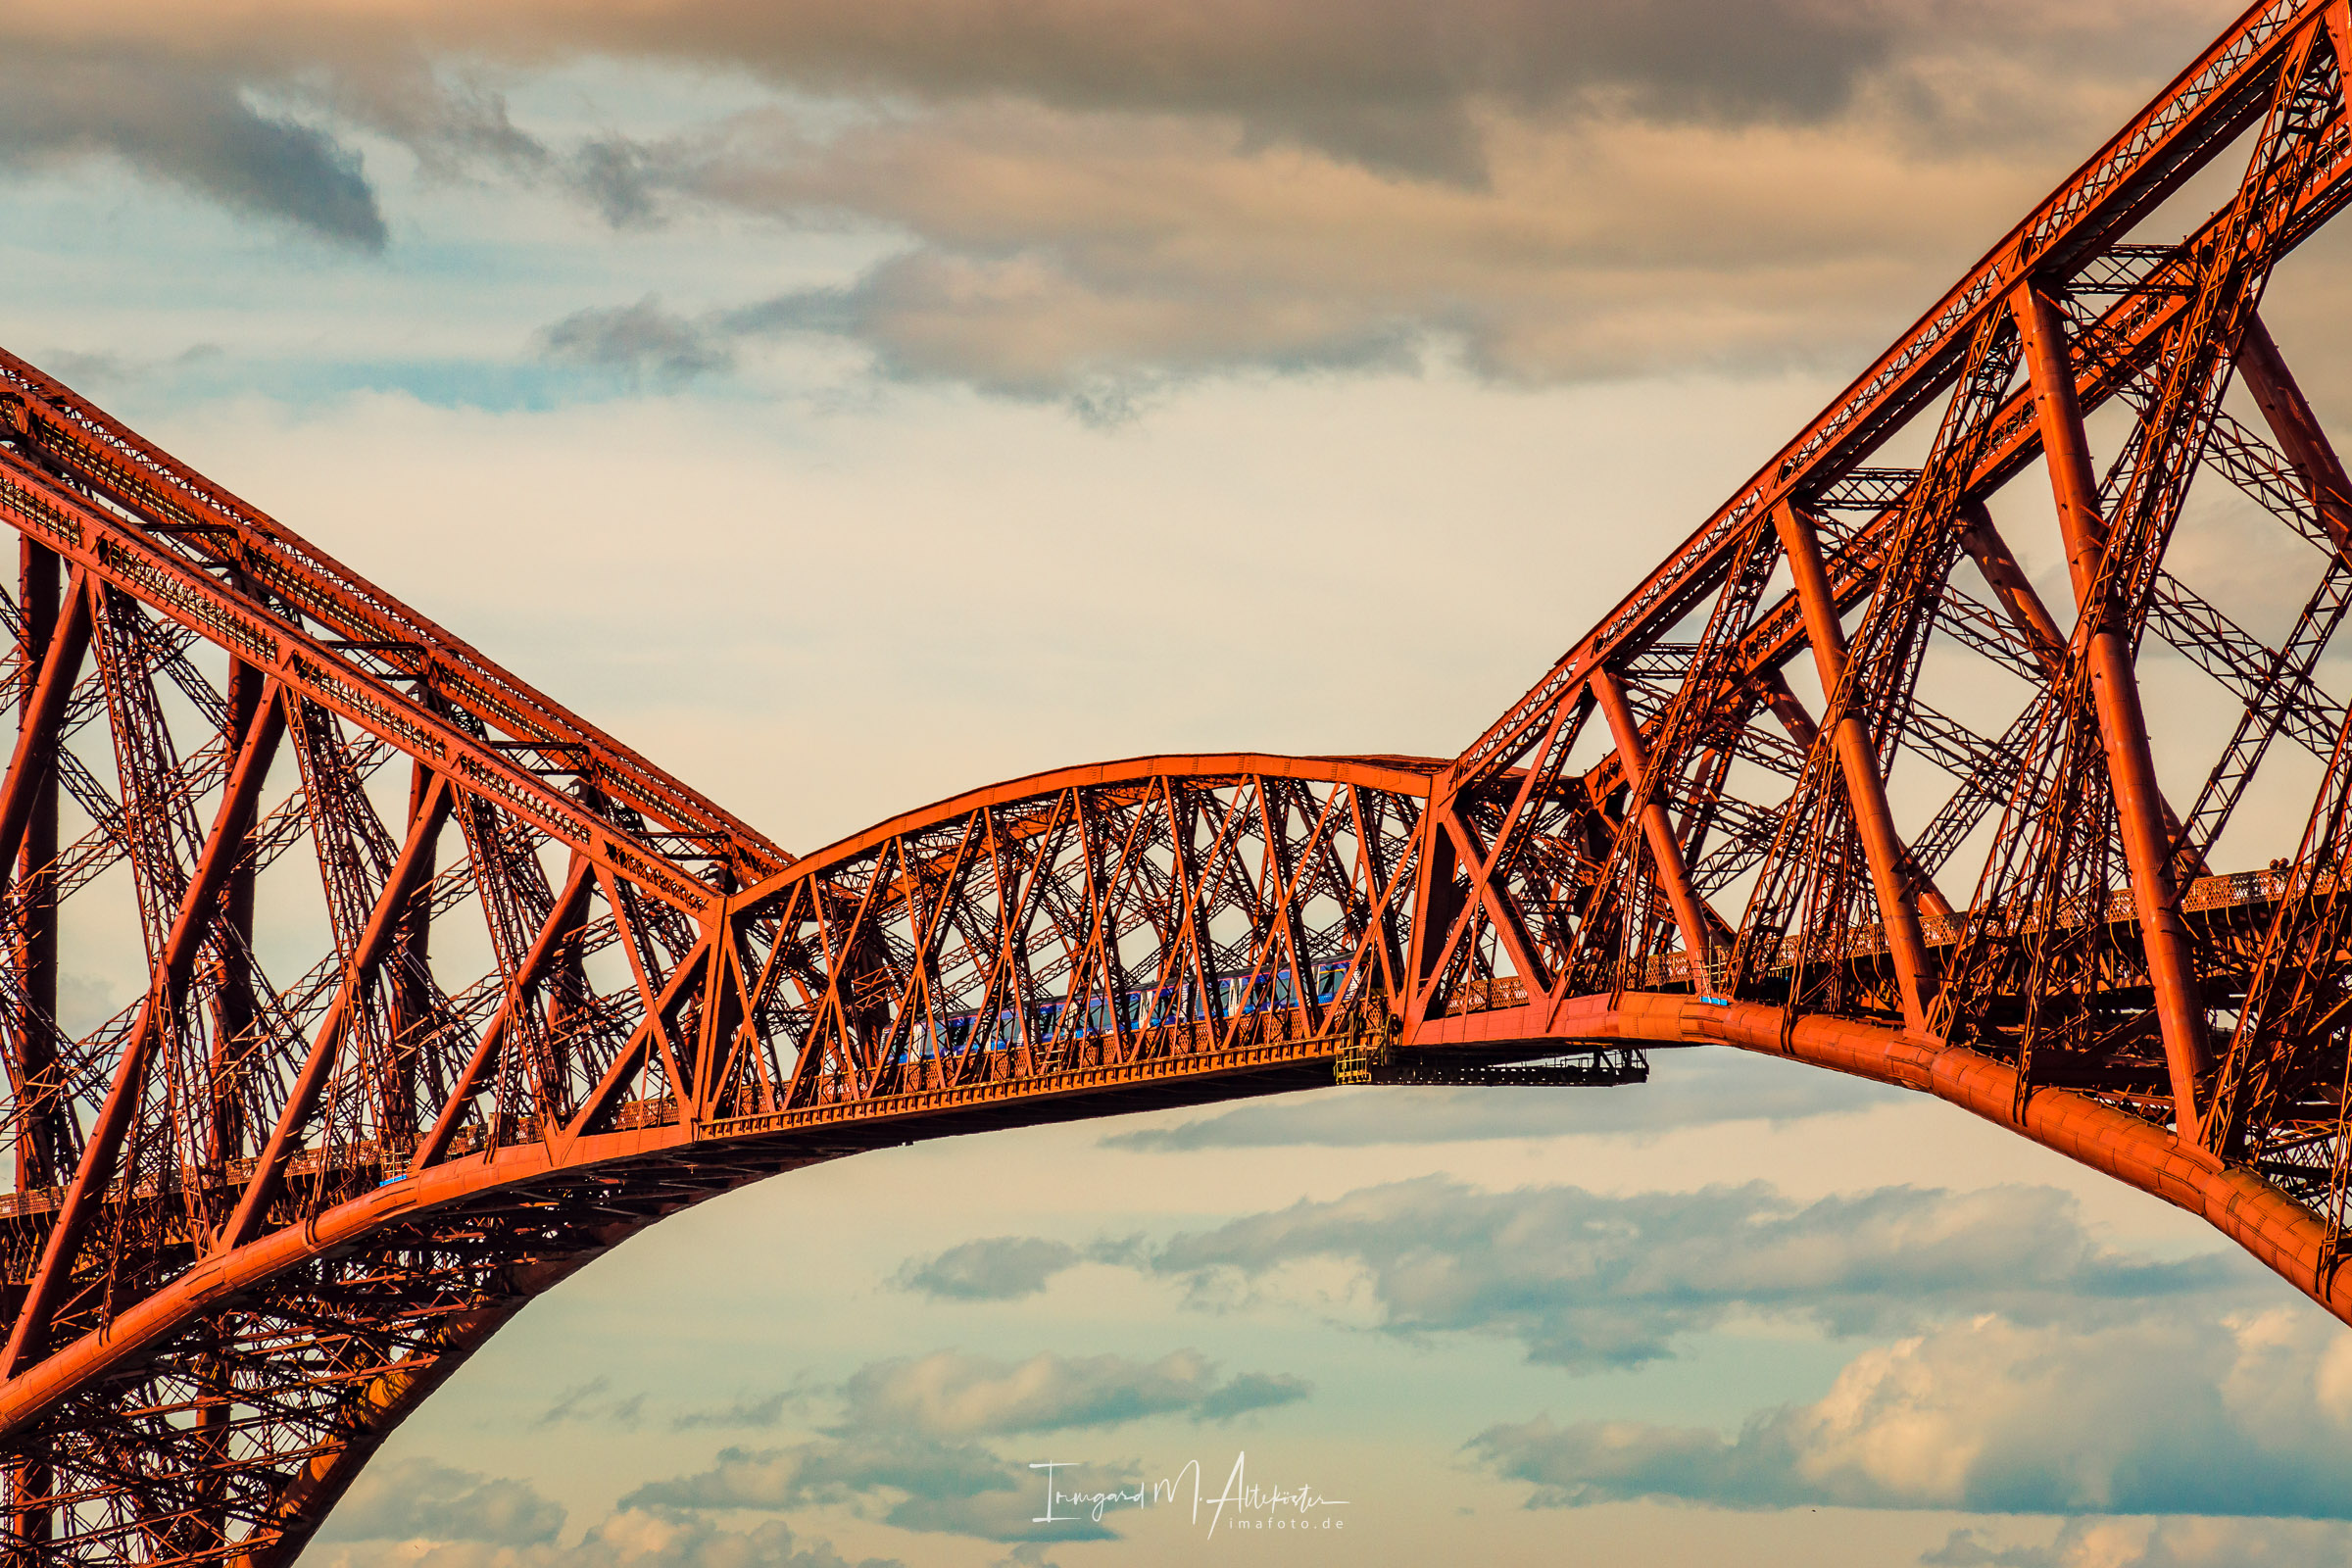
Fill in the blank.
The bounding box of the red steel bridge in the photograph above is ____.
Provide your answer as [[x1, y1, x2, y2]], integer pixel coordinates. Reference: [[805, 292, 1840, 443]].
[[9, 1, 2352, 1560]]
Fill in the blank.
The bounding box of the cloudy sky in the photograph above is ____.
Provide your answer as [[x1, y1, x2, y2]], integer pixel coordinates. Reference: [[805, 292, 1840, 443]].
[[8, 2, 2352, 1566]]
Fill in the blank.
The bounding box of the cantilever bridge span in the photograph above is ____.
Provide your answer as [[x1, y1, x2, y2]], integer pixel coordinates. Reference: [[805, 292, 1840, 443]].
[[13, 0, 2352, 1560]]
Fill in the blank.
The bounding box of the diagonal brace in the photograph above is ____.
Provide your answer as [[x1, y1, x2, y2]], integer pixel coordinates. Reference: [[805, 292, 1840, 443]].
[[0, 676, 285, 1379]]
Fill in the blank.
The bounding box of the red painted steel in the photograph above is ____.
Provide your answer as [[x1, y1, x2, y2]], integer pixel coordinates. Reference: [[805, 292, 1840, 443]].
[[2013, 281, 2214, 1133], [10, 1, 2352, 1560], [1769, 500, 1937, 1028], [1589, 670, 1716, 983]]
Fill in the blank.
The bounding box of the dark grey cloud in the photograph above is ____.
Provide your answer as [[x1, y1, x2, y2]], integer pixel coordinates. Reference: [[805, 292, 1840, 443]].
[[537, 297, 737, 385], [384, 0, 2219, 180], [1142, 1176, 2237, 1368], [1103, 1046, 1898, 1150], [626, 1434, 1004, 1512], [531, 1375, 647, 1429], [11, 2, 2243, 402], [532, 254, 1428, 416], [301, 62, 687, 221], [672, 1391, 795, 1430], [322, 67, 552, 181], [572, 137, 665, 226], [38, 1, 2224, 172], [885, 1178, 2240, 1372], [676, 0, 1868, 186], [1195, 1372, 1315, 1422], [512, 265, 1367, 414], [1466, 1308, 2352, 1520], [315, 1457, 564, 1545], [515, 70, 2081, 408], [896, 1237, 1081, 1301], [893, 1236, 1145, 1301], [13, 0, 2286, 416], [0, 29, 695, 254], [0, 46, 384, 248], [653, 0, 1915, 156]]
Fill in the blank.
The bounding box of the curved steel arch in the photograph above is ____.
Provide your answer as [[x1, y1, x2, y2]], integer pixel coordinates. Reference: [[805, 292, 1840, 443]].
[[0, 746, 1446, 1565], [9, 0, 2352, 1560]]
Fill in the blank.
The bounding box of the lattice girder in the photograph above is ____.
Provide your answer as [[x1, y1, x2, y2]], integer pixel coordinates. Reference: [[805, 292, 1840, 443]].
[[16, 2, 2352, 1563]]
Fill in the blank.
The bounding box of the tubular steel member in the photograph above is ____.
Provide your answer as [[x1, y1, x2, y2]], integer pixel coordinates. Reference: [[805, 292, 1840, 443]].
[[1589, 668, 1718, 986], [12, 1, 2352, 1563], [1768, 500, 1939, 1029], [2011, 280, 2215, 1136]]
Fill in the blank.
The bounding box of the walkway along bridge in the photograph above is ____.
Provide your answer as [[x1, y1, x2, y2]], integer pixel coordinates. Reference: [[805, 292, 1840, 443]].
[[11, 0, 2352, 1559]]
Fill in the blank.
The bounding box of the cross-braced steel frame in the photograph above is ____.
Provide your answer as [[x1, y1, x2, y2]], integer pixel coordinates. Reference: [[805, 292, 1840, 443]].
[[11, 1, 2352, 1560]]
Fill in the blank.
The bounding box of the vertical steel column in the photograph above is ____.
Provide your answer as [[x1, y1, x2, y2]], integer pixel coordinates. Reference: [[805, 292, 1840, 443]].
[[1770, 501, 1937, 1030], [1590, 668, 1717, 987], [2014, 282, 2212, 1133], [4, 539, 55, 1557], [207, 662, 267, 1172], [386, 760, 440, 1149], [0, 570, 91, 906], [9, 543, 61, 1193]]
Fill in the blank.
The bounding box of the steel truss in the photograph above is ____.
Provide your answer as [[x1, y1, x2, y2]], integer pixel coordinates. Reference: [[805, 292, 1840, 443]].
[[12, 1, 2352, 1560]]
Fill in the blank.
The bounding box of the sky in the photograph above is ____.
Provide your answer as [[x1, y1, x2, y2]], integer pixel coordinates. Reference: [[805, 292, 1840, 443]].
[[7, 2, 2352, 1566]]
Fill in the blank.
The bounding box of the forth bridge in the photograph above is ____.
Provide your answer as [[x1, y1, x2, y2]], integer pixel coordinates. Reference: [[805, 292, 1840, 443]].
[[6, 0, 2352, 1560]]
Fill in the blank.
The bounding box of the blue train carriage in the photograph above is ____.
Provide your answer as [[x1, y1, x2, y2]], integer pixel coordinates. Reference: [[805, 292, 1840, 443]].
[[910, 956, 1355, 1065]]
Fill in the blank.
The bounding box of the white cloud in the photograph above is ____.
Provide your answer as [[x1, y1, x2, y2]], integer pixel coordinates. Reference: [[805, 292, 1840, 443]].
[[836, 1348, 1307, 1437], [314, 1458, 564, 1545], [618, 1436, 1111, 1544], [307, 1506, 898, 1568], [1925, 1518, 2352, 1568], [1138, 1177, 2238, 1367], [622, 1348, 1304, 1542], [1471, 1307, 2352, 1517]]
